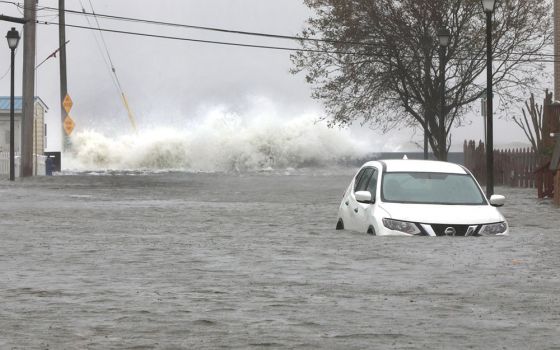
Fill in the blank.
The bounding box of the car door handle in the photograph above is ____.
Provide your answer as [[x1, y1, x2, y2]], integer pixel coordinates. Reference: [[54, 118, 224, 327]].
[[354, 207, 359, 213]]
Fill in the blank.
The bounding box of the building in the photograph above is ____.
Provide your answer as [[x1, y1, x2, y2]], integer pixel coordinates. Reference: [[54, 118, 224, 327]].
[[556, 0, 560, 97], [0, 96, 48, 176]]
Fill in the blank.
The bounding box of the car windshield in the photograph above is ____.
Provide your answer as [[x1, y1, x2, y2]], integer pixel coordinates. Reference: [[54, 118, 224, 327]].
[[381, 172, 486, 205]]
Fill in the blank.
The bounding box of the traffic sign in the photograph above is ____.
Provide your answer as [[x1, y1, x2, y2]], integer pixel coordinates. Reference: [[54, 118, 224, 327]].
[[63, 115, 75, 135], [63, 94, 73, 114]]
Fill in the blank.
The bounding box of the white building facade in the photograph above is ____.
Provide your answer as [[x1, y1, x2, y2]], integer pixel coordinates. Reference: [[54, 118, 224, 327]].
[[0, 96, 48, 176]]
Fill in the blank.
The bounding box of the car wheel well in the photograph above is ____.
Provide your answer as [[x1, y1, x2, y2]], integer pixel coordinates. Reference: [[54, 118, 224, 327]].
[[336, 219, 344, 230]]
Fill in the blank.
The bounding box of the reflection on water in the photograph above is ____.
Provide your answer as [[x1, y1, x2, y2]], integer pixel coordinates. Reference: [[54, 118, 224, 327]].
[[1, 172, 559, 349]]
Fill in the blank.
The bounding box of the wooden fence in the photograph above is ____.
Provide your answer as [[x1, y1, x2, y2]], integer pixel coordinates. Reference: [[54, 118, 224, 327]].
[[463, 140, 543, 188]]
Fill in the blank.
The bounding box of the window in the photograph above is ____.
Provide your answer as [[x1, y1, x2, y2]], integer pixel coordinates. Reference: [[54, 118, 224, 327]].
[[381, 172, 486, 205], [366, 169, 378, 195], [353, 169, 367, 192], [355, 167, 375, 192]]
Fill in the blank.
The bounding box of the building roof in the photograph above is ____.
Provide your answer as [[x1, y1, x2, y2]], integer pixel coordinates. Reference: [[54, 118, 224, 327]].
[[0, 96, 49, 112]]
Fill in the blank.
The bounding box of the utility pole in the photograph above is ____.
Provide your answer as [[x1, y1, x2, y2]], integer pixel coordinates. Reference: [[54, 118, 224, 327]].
[[59, 0, 69, 152], [555, 0, 560, 99], [485, 7, 495, 197], [20, 0, 36, 177], [421, 33, 431, 160]]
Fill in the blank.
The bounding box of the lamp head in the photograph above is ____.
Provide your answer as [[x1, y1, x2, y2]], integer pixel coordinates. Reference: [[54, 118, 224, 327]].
[[482, 0, 496, 13], [6, 27, 20, 50], [438, 26, 451, 47]]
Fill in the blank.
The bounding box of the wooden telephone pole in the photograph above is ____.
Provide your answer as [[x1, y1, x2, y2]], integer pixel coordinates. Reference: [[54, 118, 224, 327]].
[[20, 0, 36, 177], [555, 0, 560, 99], [59, 0, 69, 151]]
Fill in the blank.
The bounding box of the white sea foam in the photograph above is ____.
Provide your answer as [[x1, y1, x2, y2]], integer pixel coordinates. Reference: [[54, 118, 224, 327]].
[[63, 105, 372, 172]]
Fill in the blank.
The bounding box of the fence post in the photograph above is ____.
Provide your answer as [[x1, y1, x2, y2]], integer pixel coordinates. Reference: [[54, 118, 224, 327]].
[[523, 148, 528, 188], [554, 170, 560, 205], [478, 140, 486, 185], [507, 149, 513, 186], [496, 149, 501, 186]]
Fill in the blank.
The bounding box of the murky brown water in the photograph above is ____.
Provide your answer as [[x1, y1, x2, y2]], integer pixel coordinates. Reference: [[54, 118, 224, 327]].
[[1, 171, 559, 349]]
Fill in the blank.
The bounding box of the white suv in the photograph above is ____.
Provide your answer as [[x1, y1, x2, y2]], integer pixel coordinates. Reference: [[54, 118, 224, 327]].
[[336, 159, 509, 236]]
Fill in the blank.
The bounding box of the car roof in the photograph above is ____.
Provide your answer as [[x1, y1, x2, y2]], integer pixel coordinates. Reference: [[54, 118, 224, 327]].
[[362, 159, 467, 174]]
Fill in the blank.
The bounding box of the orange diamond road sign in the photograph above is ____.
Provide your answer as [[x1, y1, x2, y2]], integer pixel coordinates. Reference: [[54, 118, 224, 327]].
[[62, 94, 73, 114], [64, 115, 75, 135]]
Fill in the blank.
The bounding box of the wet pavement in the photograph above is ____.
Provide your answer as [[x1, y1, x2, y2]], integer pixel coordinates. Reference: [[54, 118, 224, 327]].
[[1, 171, 559, 349]]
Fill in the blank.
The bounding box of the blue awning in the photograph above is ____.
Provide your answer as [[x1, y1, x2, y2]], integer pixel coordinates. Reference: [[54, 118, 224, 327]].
[[0, 96, 49, 111]]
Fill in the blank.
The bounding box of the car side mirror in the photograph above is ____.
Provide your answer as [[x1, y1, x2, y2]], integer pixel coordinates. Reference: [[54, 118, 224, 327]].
[[489, 194, 505, 207], [355, 191, 373, 204]]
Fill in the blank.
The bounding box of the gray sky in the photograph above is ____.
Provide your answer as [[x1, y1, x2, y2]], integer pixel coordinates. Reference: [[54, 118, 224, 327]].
[[0, 0, 548, 152]]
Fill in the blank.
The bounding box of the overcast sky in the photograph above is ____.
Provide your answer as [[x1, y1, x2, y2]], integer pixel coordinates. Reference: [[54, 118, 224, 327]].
[[0, 0, 550, 152]]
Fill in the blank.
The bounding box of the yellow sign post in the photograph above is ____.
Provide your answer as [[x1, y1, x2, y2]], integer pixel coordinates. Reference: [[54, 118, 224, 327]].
[[63, 115, 75, 135], [62, 93, 75, 139], [63, 94, 73, 114]]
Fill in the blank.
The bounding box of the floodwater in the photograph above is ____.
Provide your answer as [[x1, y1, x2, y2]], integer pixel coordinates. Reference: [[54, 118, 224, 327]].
[[1, 170, 559, 349]]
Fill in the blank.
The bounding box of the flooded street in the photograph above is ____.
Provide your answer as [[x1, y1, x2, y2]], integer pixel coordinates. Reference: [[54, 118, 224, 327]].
[[1, 171, 559, 349]]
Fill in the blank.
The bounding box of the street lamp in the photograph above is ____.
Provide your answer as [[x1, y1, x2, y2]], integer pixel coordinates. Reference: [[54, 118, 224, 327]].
[[482, 0, 496, 197], [438, 27, 451, 48], [438, 26, 451, 161], [6, 27, 20, 181]]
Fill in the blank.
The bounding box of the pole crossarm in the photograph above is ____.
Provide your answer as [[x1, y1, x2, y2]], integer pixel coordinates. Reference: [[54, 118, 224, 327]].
[[0, 14, 25, 24]]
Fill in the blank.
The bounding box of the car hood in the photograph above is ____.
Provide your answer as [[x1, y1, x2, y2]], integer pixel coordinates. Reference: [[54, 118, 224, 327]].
[[378, 202, 504, 225]]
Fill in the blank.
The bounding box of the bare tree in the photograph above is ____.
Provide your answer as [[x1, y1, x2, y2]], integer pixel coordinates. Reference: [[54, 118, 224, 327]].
[[512, 90, 552, 155], [291, 0, 552, 160]]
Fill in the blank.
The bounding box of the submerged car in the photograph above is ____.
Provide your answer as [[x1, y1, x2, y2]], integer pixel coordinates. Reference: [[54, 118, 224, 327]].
[[336, 159, 508, 236]]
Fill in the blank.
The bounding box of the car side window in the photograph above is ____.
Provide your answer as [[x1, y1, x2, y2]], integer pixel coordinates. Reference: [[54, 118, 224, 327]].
[[353, 169, 367, 192], [366, 169, 378, 196], [355, 168, 375, 192]]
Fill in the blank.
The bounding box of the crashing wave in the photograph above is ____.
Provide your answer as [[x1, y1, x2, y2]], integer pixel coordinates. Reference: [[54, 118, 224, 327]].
[[63, 108, 371, 172]]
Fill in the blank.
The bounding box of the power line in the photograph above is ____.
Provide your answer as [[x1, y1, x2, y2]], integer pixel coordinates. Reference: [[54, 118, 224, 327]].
[[36, 20, 559, 64], [35, 40, 69, 69], [76, 0, 118, 91], [78, 0, 138, 132], [32, 2, 555, 60], [4, 0, 555, 61], [9, 1, 377, 47], [37, 20, 350, 55]]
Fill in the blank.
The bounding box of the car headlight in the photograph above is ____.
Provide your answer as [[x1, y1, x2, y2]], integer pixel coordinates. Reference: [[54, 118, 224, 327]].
[[479, 222, 508, 235], [382, 218, 421, 235]]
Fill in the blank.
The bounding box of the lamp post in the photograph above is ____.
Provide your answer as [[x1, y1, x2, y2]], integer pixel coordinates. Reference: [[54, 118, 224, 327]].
[[6, 27, 20, 181], [438, 26, 451, 161], [421, 35, 431, 160], [482, 0, 496, 197]]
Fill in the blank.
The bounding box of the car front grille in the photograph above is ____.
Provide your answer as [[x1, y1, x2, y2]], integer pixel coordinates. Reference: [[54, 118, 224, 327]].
[[428, 224, 479, 237]]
